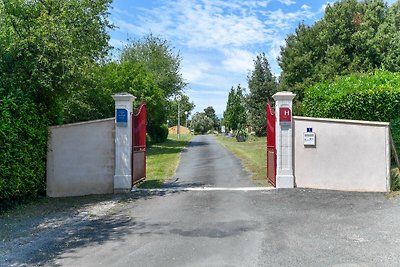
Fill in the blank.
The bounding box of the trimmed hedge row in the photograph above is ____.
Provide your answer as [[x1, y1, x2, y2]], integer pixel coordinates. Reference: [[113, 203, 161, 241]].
[[0, 92, 48, 206], [303, 69, 400, 153]]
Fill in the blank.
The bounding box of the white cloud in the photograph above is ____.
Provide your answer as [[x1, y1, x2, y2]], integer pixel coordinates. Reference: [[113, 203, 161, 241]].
[[182, 61, 213, 84], [222, 49, 254, 73], [321, 2, 333, 11], [278, 0, 296, 6], [263, 8, 315, 29], [187, 89, 227, 96], [109, 0, 323, 114], [113, 0, 270, 49]]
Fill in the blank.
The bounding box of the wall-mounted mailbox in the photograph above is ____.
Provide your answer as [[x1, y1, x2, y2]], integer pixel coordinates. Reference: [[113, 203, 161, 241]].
[[116, 108, 128, 127], [304, 132, 316, 146]]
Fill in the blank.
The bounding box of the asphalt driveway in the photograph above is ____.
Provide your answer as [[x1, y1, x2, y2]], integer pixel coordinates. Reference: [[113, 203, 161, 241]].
[[2, 135, 400, 266]]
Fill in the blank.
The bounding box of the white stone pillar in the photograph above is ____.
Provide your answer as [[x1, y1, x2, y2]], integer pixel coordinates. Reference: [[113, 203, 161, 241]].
[[112, 93, 136, 193], [273, 91, 296, 188]]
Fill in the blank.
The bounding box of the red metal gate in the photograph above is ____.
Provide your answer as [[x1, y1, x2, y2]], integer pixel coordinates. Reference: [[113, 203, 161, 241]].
[[266, 102, 276, 187], [132, 103, 147, 185]]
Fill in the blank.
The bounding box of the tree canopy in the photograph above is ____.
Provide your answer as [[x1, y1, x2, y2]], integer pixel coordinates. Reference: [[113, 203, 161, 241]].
[[120, 34, 186, 98], [223, 85, 246, 132], [0, 0, 113, 123], [279, 0, 400, 103], [246, 53, 277, 136], [190, 112, 214, 134], [166, 95, 195, 127], [204, 106, 221, 131], [0, 0, 113, 203]]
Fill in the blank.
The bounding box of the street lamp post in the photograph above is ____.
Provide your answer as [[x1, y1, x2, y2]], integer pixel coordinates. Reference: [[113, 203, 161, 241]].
[[184, 111, 188, 128], [176, 95, 182, 139]]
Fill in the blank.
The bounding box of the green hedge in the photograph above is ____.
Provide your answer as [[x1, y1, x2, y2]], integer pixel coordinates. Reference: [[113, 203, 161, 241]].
[[0, 92, 48, 207], [303, 69, 400, 154], [147, 124, 168, 145], [303, 70, 400, 120]]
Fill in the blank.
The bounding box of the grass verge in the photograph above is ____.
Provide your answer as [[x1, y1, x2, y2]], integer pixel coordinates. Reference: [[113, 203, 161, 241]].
[[139, 134, 193, 188], [215, 134, 270, 187]]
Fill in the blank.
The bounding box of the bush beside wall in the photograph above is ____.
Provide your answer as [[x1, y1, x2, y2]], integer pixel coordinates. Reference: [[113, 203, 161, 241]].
[[0, 93, 48, 207], [303, 70, 400, 120], [303, 70, 400, 153], [147, 125, 169, 145]]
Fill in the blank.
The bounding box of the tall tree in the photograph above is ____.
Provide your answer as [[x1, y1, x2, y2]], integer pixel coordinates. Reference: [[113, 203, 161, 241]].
[[166, 94, 195, 127], [246, 53, 277, 136], [377, 1, 400, 72], [120, 34, 186, 98], [279, 0, 398, 103], [190, 112, 214, 134], [0, 0, 113, 123], [204, 106, 220, 131], [223, 85, 246, 132]]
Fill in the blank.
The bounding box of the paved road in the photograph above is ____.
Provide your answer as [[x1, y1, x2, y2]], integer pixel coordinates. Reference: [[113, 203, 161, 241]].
[[167, 134, 256, 188], [3, 135, 400, 266]]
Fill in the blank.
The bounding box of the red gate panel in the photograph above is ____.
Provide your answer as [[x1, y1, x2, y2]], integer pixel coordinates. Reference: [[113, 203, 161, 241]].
[[266, 102, 276, 187], [132, 103, 146, 185]]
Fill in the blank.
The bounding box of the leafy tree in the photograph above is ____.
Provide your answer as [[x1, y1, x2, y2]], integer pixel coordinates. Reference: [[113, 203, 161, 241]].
[[246, 53, 277, 136], [0, 0, 113, 123], [190, 112, 214, 134], [223, 84, 246, 132], [223, 87, 236, 131], [279, 0, 399, 103], [204, 106, 220, 131], [0, 92, 48, 205], [0, 0, 113, 204], [377, 1, 400, 72], [120, 34, 186, 98], [118, 34, 189, 141], [63, 61, 168, 143], [166, 94, 195, 127]]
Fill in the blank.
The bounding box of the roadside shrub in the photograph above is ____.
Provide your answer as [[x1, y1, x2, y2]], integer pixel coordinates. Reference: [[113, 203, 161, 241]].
[[391, 169, 400, 192], [303, 70, 400, 121], [148, 124, 168, 144], [235, 125, 248, 142], [391, 119, 400, 157], [0, 92, 48, 207]]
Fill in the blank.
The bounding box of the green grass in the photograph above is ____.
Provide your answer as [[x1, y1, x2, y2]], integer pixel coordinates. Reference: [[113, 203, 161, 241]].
[[215, 135, 270, 187], [139, 134, 193, 188]]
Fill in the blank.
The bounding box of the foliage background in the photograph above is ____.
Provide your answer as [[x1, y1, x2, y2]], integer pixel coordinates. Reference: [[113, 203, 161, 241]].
[[246, 53, 277, 136], [0, 92, 48, 208], [279, 0, 400, 111], [303, 70, 400, 153]]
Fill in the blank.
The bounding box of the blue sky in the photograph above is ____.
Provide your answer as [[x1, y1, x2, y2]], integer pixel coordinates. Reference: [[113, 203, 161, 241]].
[[108, 0, 396, 115]]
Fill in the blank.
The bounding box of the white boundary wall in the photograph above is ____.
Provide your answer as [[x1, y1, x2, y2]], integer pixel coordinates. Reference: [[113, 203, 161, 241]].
[[47, 118, 115, 197], [293, 117, 390, 192]]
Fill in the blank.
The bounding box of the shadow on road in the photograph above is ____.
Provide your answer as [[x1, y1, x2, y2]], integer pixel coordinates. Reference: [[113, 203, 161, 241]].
[[187, 141, 208, 147], [162, 177, 208, 189], [0, 190, 184, 266]]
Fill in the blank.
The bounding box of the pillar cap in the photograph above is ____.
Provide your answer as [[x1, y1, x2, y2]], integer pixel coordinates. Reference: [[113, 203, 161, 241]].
[[112, 92, 136, 102], [273, 91, 296, 101]]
